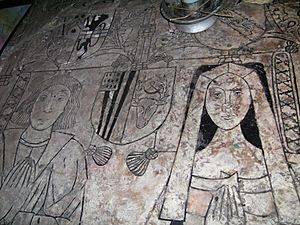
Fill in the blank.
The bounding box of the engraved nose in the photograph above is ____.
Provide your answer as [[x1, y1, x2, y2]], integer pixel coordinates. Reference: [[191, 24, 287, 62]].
[[224, 92, 232, 105], [222, 92, 233, 115], [222, 103, 232, 114], [44, 97, 54, 113]]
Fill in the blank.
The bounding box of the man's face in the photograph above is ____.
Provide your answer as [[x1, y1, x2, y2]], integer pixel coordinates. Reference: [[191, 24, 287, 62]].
[[30, 85, 71, 130]]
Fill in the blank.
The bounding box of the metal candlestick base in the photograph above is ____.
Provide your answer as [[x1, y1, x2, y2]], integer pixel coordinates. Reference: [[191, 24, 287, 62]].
[[160, 0, 222, 33]]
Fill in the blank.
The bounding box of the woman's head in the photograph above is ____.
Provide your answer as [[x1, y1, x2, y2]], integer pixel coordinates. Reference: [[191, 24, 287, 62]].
[[12, 74, 82, 131], [195, 63, 268, 151]]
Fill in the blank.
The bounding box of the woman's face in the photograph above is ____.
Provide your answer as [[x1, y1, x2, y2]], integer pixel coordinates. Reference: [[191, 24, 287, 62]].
[[30, 84, 71, 131], [205, 74, 251, 130]]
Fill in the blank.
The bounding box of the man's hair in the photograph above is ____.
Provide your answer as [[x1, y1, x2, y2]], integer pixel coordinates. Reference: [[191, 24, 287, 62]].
[[11, 74, 82, 130]]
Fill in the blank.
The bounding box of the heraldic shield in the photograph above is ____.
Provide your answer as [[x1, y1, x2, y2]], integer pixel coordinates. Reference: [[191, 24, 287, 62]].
[[91, 67, 175, 145]]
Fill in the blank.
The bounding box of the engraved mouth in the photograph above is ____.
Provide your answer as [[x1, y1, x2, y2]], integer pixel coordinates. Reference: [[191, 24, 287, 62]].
[[221, 115, 234, 120], [35, 118, 46, 125]]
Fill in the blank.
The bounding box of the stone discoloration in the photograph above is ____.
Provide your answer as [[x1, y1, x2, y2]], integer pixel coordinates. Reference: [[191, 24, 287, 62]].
[[0, 0, 300, 224]]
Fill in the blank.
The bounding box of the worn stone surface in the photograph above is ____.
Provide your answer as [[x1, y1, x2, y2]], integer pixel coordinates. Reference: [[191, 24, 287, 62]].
[[0, 0, 300, 224], [243, 0, 273, 4]]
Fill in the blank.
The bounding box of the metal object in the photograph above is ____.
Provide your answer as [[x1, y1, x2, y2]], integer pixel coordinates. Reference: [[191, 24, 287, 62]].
[[160, 0, 222, 33]]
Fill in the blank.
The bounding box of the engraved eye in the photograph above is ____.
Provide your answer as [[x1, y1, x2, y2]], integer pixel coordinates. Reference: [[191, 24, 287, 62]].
[[213, 91, 222, 99], [234, 90, 241, 96], [39, 95, 47, 101]]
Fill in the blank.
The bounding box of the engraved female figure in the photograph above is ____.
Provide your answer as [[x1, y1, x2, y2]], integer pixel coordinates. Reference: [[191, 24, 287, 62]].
[[159, 63, 300, 225], [0, 75, 87, 225]]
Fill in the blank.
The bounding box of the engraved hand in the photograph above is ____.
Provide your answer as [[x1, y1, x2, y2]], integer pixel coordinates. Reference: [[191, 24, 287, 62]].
[[227, 185, 244, 225], [205, 185, 245, 225], [0, 158, 35, 223], [205, 185, 228, 225]]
